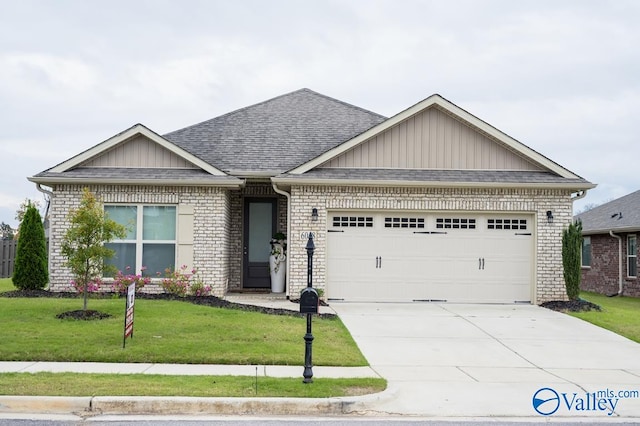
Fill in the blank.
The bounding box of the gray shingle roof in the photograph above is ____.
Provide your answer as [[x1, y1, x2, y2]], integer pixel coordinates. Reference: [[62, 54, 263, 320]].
[[275, 168, 592, 187], [163, 88, 387, 174], [575, 189, 640, 234]]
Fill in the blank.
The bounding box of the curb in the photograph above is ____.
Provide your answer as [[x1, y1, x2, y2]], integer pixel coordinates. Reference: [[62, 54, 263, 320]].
[[0, 388, 396, 416], [0, 396, 92, 414]]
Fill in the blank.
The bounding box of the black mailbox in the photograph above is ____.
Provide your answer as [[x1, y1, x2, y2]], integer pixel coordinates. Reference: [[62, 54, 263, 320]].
[[300, 287, 319, 314]]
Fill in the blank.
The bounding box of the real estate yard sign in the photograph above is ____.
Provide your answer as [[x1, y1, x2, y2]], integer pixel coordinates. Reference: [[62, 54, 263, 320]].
[[123, 283, 135, 348]]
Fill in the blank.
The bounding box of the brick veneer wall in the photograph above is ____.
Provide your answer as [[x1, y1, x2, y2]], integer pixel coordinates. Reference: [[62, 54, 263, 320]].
[[48, 184, 231, 296], [287, 186, 574, 304], [581, 232, 640, 297]]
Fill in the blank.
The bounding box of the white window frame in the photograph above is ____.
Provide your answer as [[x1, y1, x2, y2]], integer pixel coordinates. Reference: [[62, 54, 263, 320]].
[[581, 236, 591, 268], [627, 235, 637, 278], [105, 204, 177, 276]]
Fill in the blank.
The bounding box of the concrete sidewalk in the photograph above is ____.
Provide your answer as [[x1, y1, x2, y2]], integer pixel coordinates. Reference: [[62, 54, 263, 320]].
[[0, 362, 386, 417], [0, 361, 379, 379]]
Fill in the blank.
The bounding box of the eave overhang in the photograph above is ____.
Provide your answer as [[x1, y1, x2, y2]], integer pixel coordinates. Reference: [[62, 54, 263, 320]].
[[28, 176, 245, 188], [271, 176, 595, 191]]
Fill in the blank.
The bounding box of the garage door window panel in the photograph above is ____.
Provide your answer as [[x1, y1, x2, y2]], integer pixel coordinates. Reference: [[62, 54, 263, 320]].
[[384, 217, 425, 229], [332, 216, 373, 228], [436, 218, 476, 229], [487, 219, 527, 230]]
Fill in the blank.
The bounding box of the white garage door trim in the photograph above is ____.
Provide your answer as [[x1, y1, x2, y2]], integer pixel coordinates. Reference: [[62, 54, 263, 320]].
[[326, 211, 534, 303]]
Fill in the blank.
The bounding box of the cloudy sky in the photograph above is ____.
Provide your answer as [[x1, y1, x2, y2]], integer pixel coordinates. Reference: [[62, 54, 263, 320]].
[[1, 0, 638, 228]]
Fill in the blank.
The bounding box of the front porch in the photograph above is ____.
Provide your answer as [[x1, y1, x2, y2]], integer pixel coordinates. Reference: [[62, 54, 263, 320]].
[[226, 182, 288, 293]]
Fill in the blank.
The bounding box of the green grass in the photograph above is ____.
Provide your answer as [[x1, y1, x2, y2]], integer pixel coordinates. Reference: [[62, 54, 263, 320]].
[[0, 372, 386, 397], [0, 278, 383, 397], [0, 278, 366, 366], [570, 291, 640, 343], [0, 278, 13, 292]]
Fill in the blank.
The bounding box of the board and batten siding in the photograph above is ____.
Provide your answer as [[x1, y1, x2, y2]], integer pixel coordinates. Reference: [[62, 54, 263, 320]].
[[320, 106, 542, 171], [81, 135, 198, 169]]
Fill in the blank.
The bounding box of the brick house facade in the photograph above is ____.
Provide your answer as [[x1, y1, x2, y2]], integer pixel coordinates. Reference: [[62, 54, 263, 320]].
[[576, 190, 640, 298], [31, 89, 594, 304]]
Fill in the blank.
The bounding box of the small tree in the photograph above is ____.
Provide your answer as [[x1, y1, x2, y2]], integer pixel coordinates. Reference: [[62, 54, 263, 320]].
[[562, 220, 583, 300], [0, 222, 15, 240], [12, 204, 48, 290], [61, 188, 126, 311]]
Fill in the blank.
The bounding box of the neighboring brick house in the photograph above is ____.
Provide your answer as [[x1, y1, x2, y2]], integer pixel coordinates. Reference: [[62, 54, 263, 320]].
[[575, 190, 640, 297], [29, 89, 594, 304]]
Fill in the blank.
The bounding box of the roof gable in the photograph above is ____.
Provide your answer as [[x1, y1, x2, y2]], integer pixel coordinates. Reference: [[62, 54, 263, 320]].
[[289, 94, 583, 179], [80, 133, 199, 169], [318, 105, 544, 171], [49, 124, 226, 176], [576, 189, 640, 234]]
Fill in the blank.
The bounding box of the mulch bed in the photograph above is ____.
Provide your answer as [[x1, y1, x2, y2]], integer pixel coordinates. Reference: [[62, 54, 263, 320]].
[[1, 289, 337, 320], [540, 299, 601, 312], [56, 309, 112, 320]]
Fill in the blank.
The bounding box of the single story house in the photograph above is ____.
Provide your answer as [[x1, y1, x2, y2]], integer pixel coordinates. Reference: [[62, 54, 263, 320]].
[[29, 88, 594, 304], [575, 190, 640, 297]]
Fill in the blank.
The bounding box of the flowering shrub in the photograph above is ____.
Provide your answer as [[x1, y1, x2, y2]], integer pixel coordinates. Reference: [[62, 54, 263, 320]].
[[69, 277, 102, 294], [160, 265, 191, 296], [188, 278, 212, 297], [160, 265, 211, 297], [111, 266, 151, 294]]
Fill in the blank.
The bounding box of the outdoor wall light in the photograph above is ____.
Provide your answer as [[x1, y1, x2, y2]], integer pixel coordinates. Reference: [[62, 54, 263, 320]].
[[546, 210, 554, 224], [311, 208, 318, 222]]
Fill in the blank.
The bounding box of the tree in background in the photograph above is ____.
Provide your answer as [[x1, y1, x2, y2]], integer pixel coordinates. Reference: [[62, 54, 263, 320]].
[[0, 222, 15, 240], [12, 203, 48, 290], [562, 220, 583, 300], [61, 188, 126, 311]]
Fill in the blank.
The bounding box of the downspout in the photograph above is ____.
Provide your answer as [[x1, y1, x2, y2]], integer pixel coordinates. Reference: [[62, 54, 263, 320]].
[[272, 182, 291, 299], [609, 230, 624, 296], [35, 183, 54, 288]]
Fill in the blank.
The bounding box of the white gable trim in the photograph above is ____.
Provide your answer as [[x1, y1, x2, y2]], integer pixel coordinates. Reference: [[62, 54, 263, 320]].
[[49, 124, 227, 176], [289, 95, 581, 180]]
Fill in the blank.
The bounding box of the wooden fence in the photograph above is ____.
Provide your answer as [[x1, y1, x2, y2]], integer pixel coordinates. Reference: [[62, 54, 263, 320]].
[[0, 239, 17, 278]]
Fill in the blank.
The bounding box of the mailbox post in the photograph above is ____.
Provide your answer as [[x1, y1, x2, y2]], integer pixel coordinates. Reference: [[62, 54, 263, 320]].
[[301, 234, 317, 383]]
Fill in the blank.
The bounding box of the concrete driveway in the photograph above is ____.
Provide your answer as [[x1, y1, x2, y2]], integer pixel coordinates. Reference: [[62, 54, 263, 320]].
[[332, 302, 640, 418]]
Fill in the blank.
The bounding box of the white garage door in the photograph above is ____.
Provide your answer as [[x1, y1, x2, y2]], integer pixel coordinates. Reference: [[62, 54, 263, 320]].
[[327, 212, 533, 303]]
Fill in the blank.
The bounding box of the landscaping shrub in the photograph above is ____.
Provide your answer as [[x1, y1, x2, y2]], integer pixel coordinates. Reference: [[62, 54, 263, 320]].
[[12, 204, 48, 290], [562, 220, 582, 300], [111, 266, 150, 294]]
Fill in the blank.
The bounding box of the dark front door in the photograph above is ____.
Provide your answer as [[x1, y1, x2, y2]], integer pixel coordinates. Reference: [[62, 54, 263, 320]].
[[243, 198, 277, 289]]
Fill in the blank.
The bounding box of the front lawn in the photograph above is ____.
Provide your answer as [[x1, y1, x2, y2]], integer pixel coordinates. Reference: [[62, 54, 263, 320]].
[[569, 291, 640, 343], [0, 278, 366, 366]]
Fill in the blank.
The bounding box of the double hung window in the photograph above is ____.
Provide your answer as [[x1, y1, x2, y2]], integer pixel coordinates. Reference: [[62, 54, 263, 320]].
[[581, 236, 591, 267], [628, 235, 637, 278], [104, 205, 176, 277]]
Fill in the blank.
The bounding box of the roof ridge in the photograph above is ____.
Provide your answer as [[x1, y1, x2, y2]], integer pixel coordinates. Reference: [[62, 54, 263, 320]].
[[163, 88, 386, 137], [298, 88, 387, 120]]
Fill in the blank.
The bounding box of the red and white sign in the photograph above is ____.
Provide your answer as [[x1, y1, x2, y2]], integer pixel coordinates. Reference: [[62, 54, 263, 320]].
[[123, 283, 136, 348]]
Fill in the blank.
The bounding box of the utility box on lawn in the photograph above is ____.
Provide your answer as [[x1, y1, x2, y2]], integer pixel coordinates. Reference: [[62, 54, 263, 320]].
[[300, 287, 319, 314]]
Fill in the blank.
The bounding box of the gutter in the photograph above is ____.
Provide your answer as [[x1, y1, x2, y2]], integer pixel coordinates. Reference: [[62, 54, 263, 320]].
[[271, 181, 291, 299], [609, 230, 624, 296], [271, 176, 595, 191], [28, 177, 244, 188], [572, 190, 588, 201]]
